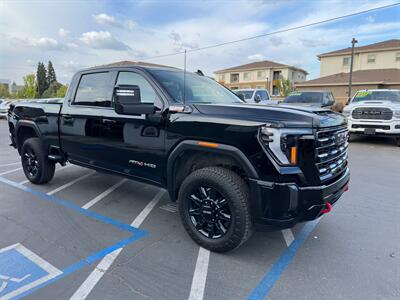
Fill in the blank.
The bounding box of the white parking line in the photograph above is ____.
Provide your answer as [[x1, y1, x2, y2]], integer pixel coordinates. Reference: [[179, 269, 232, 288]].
[[18, 164, 73, 185], [82, 179, 127, 209], [188, 247, 210, 300], [47, 171, 95, 195], [69, 189, 165, 300], [281, 229, 295, 247], [0, 162, 20, 167], [0, 167, 22, 176]]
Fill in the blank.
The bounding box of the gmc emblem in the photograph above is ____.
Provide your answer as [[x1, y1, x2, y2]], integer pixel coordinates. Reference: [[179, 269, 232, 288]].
[[334, 132, 347, 145]]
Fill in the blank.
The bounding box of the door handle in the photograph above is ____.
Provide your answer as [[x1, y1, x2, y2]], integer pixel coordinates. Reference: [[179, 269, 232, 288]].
[[102, 118, 116, 124], [62, 115, 74, 124]]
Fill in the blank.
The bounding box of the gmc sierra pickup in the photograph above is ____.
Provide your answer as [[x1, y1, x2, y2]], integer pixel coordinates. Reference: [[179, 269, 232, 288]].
[[7, 64, 350, 252]]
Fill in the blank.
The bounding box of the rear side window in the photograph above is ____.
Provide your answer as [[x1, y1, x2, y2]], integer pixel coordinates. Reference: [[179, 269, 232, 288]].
[[74, 72, 113, 107]]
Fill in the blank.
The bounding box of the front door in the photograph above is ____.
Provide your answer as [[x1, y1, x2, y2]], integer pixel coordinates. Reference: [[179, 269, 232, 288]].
[[96, 70, 166, 185]]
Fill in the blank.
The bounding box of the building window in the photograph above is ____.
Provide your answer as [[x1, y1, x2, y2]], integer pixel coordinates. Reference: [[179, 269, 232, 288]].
[[219, 74, 225, 81], [243, 72, 251, 81], [230, 73, 239, 83], [343, 57, 350, 66], [257, 71, 265, 80], [273, 71, 281, 80], [396, 52, 400, 61], [367, 54, 376, 63]]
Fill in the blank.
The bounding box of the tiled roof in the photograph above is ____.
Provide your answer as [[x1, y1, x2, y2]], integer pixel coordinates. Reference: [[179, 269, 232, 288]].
[[296, 69, 400, 86], [318, 39, 400, 57], [214, 60, 307, 74]]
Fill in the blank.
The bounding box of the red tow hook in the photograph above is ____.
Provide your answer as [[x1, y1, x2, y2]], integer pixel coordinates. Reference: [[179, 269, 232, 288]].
[[344, 184, 349, 192], [321, 202, 332, 214]]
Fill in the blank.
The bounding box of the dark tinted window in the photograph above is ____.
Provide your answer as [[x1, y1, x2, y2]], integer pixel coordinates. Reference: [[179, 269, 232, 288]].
[[116, 72, 159, 105], [74, 72, 113, 107], [150, 70, 243, 104], [284, 92, 324, 104]]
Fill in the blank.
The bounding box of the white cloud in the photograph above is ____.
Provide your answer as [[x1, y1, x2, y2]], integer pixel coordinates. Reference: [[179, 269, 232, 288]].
[[79, 31, 131, 50], [248, 54, 266, 61], [58, 28, 70, 37], [93, 13, 137, 31]]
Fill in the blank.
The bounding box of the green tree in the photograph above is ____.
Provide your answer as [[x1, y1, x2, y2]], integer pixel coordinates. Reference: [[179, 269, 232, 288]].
[[42, 81, 62, 98], [20, 74, 38, 98], [0, 83, 10, 98], [55, 84, 68, 98], [47, 61, 57, 85], [36, 62, 48, 97], [276, 78, 294, 97]]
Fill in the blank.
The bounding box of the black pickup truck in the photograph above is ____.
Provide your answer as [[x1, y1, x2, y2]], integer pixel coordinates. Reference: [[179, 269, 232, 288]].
[[7, 64, 350, 252]]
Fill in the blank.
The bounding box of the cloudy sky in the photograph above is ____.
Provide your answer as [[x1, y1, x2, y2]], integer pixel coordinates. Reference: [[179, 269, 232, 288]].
[[1, 0, 399, 84]]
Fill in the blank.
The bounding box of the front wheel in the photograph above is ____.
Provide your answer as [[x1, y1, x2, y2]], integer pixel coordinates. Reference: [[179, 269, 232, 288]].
[[178, 167, 252, 252], [21, 138, 55, 184], [396, 138, 400, 147]]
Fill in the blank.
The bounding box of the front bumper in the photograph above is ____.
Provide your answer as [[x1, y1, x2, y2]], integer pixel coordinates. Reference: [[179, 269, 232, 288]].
[[347, 118, 400, 136], [249, 168, 350, 230]]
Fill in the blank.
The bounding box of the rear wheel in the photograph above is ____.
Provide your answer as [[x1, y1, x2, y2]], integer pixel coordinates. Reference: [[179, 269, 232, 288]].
[[178, 167, 252, 252], [21, 138, 55, 184]]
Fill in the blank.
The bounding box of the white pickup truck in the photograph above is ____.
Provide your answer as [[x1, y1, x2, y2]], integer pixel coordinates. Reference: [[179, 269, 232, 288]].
[[343, 89, 400, 146]]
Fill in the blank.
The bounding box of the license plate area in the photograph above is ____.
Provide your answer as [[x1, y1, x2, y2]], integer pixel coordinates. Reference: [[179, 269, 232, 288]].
[[364, 128, 376, 135]]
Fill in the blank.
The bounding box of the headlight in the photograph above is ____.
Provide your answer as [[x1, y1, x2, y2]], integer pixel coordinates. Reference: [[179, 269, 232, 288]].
[[394, 110, 400, 118], [259, 126, 313, 166]]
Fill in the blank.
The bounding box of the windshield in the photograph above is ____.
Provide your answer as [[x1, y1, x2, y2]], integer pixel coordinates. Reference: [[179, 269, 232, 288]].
[[235, 91, 254, 100], [284, 92, 324, 104], [352, 91, 400, 103], [149, 70, 244, 104]]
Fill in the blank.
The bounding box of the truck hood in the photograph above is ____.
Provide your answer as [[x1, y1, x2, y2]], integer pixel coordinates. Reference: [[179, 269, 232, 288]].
[[193, 103, 346, 128]]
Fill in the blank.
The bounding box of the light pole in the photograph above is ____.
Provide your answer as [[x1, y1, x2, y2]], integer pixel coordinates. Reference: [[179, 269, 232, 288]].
[[348, 37, 358, 102]]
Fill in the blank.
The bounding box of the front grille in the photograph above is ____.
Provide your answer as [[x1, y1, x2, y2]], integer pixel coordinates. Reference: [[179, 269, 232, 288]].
[[352, 124, 390, 130], [352, 107, 393, 120], [315, 126, 348, 182]]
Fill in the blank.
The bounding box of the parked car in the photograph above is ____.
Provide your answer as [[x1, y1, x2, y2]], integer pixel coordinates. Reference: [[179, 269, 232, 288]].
[[0, 100, 11, 118], [8, 64, 349, 252], [281, 91, 338, 110], [342, 89, 400, 146], [234, 89, 271, 104]]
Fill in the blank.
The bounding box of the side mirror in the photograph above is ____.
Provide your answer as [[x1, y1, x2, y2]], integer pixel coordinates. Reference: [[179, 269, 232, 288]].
[[114, 84, 155, 115], [254, 95, 261, 103]]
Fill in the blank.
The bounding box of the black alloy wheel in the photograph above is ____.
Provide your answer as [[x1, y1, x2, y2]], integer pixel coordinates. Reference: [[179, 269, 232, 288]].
[[21, 138, 55, 184], [178, 167, 253, 252], [188, 186, 232, 239], [23, 145, 40, 178]]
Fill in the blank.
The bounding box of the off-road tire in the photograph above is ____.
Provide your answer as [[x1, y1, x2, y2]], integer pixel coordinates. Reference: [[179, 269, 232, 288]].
[[21, 138, 55, 184], [396, 138, 400, 147], [178, 167, 253, 252]]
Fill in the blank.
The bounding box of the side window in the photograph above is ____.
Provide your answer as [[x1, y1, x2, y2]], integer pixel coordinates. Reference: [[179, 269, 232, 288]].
[[116, 72, 160, 106], [74, 72, 113, 107], [259, 90, 268, 101]]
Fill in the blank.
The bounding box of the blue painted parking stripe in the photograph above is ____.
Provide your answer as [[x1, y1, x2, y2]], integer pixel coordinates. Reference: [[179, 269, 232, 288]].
[[0, 176, 148, 299], [0, 176, 143, 234], [12, 233, 145, 300], [248, 218, 321, 300]]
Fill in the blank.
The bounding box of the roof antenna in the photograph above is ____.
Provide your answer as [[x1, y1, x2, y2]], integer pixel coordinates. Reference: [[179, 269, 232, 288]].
[[183, 49, 187, 105]]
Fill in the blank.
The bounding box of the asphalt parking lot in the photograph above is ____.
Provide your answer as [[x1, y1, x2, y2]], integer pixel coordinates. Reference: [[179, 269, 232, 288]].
[[0, 119, 398, 300]]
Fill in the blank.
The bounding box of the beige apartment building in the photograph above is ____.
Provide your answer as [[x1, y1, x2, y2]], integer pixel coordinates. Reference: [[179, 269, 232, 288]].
[[296, 39, 400, 104], [319, 39, 400, 77], [214, 60, 308, 96]]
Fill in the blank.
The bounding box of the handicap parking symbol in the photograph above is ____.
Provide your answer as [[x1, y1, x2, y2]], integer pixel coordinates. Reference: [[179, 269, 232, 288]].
[[0, 243, 62, 299]]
